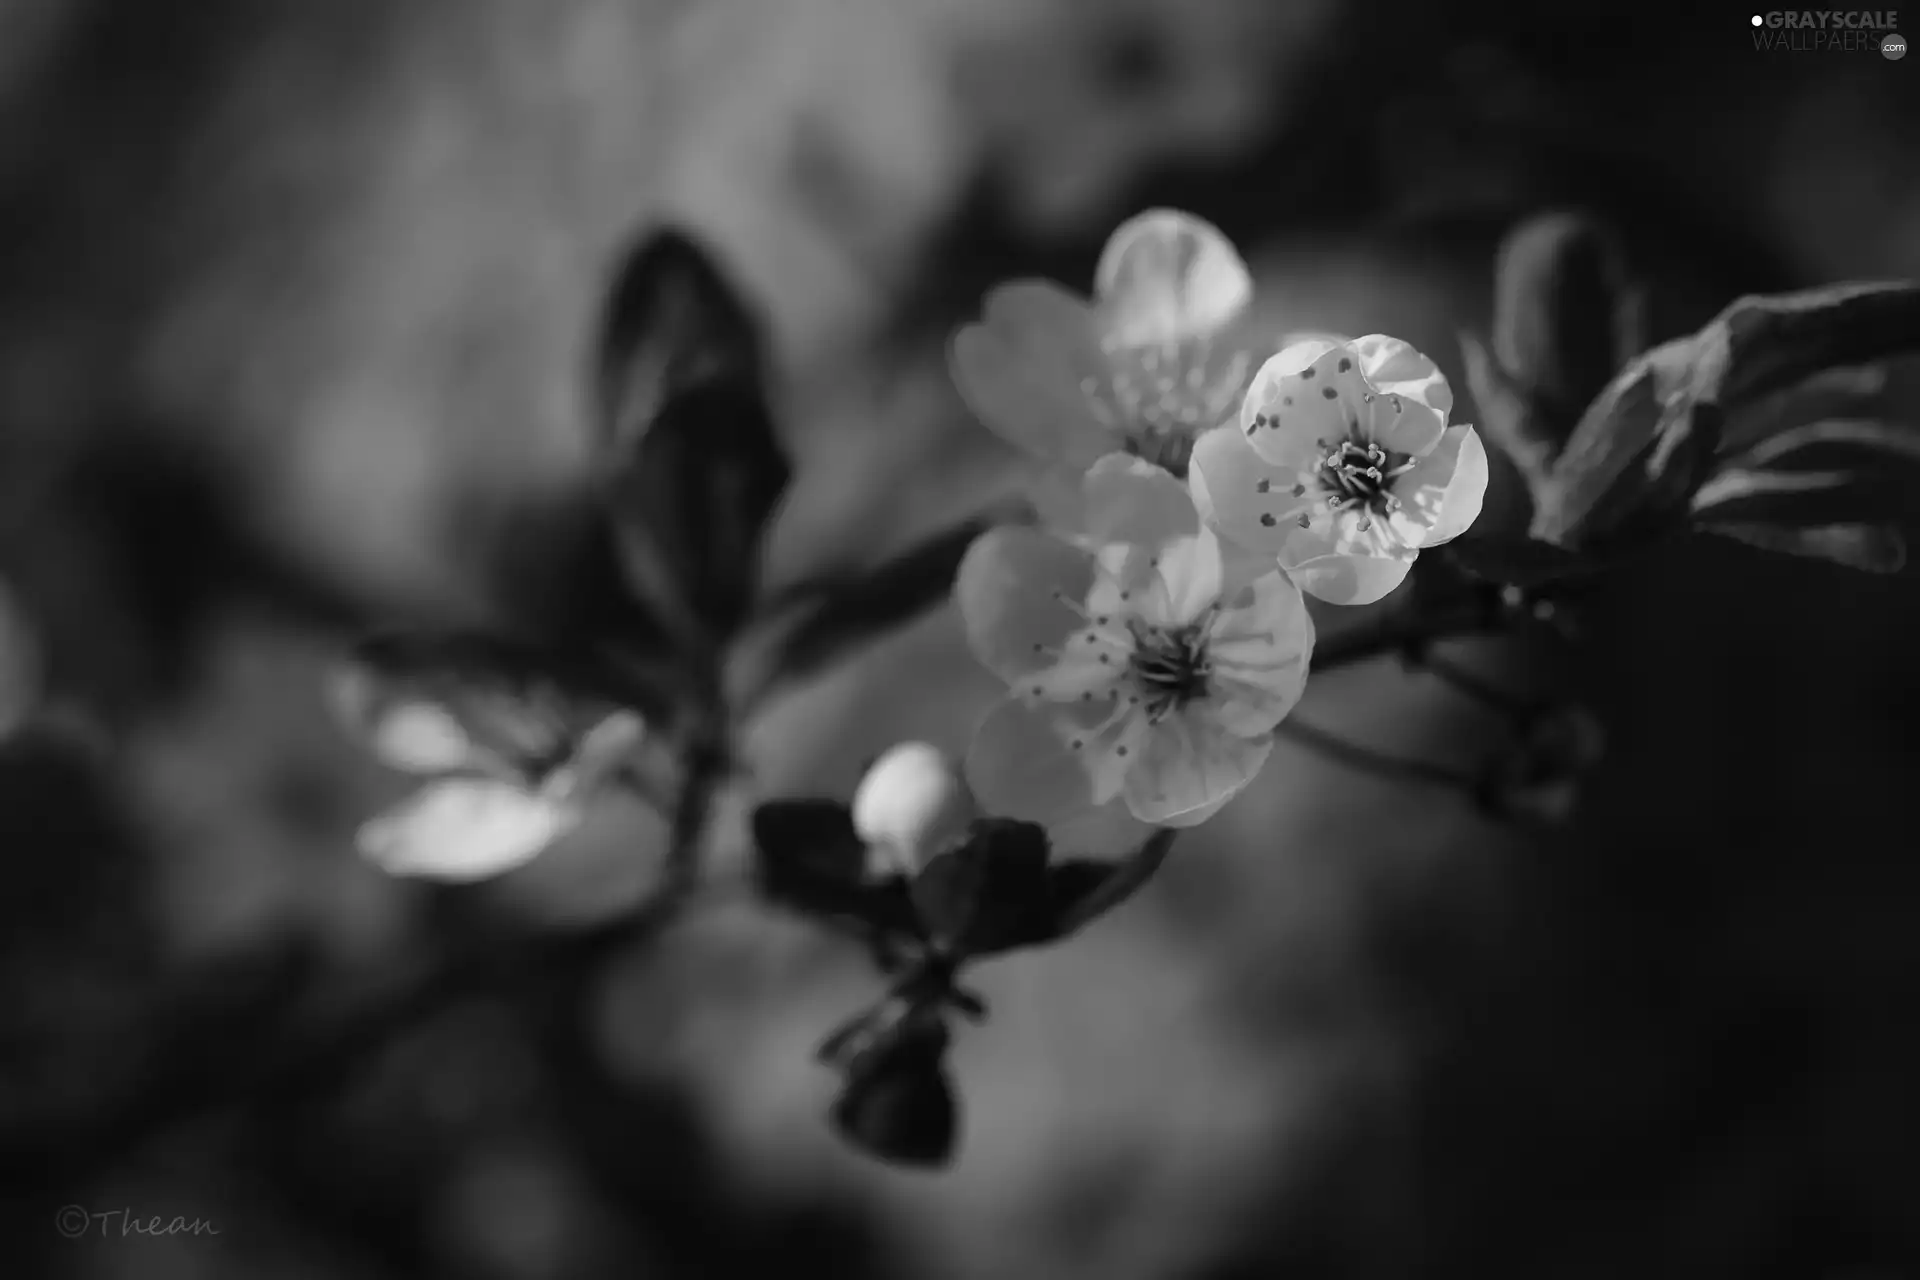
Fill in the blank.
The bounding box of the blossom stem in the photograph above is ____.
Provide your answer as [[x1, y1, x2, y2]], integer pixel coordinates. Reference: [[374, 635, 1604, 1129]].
[[1403, 646, 1539, 720]]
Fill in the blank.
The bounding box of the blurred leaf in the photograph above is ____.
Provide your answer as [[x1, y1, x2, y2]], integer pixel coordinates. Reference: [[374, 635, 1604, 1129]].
[[1460, 330, 1554, 483], [826, 1006, 957, 1169], [909, 818, 1054, 957], [738, 500, 1032, 707], [750, 799, 920, 936], [596, 228, 792, 656], [0, 577, 39, 739], [1441, 534, 1596, 588], [1698, 521, 1907, 573], [1490, 211, 1645, 430], [1045, 826, 1177, 939], [1477, 704, 1606, 825], [331, 631, 635, 782]]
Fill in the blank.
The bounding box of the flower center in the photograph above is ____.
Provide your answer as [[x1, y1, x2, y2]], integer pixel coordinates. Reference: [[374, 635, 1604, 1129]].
[[1127, 620, 1211, 720], [1317, 437, 1416, 518], [1086, 341, 1249, 479]]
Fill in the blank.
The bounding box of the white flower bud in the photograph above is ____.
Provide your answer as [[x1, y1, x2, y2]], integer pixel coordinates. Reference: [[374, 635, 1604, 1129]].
[[852, 742, 977, 878]]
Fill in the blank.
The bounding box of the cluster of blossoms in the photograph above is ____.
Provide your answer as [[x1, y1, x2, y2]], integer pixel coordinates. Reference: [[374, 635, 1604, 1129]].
[[338, 208, 1485, 881], [948, 209, 1487, 831]]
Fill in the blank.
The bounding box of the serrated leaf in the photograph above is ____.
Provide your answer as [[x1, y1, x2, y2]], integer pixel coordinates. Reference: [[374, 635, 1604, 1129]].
[[1528, 280, 1920, 557], [750, 799, 920, 936], [1716, 365, 1889, 457], [1528, 340, 1723, 552], [908, 818, 1054, 957], [595, 228, 792, 654], [1690, 466, 1904, 527], [1714, 281, 1920, 407], [1692, 418, 1920, 545], [1699, 520, 1907, 573], [1729, 417, 1920, 470]]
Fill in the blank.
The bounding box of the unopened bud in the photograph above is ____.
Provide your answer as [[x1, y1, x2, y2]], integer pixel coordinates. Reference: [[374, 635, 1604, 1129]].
[[852, 742, 977, 878]]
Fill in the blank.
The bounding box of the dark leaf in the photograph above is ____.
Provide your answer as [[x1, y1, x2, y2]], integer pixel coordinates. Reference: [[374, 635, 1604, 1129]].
[[750, 799, 921, 937], [817, 993, 938, 1073], [826, 1007, 957, 1168], [1717, 365, 1889, 457], [1690, 419, 1920, 567], [1045, 827, 1177, 940], [735, 499, 1033, 708], [1713, 281, 1920, 407], [1460, 330, 1555, 483], [1489, 211, 1645, 430], [1440, 534, 1597, 588], [1690, 466, 1906, 528], [330, 631, 634, 782], [908, 818, 1054, 957], [1527, 280, 1920, 557], [1477, 704, 1605, 826], [1527, 339, 1723, 553], [596, 228, 792, 653], [1698, 521, 1907, 573], [1727, 417, 1920, 470]]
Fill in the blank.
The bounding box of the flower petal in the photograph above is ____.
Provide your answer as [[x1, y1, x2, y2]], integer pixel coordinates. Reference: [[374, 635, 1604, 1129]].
[[955, 527, 1097, 684], [1122, 711, 1272, 825], [359, 778, 576, 881], [1189, 424, 1315, 558], [965, 697, 1100, 825], [1082, 452, 1204, 549], [1386, 424, 1489, 548], [1028, 466, 1093, 538], [1200, 571, 1314, 736], [1157, 791, 1235, 829], [1126, 532, 1224, 630], [1023, 628, 1132, 702], [562, 709, 647, 792], [1280, 548, 1417, 607], [1093, 209, 1252, 348], [1240, 340, 1369, 471], [1351, 333, 1450, 455], [369, 701, 477, 774], [950, 281, 1115, 467]]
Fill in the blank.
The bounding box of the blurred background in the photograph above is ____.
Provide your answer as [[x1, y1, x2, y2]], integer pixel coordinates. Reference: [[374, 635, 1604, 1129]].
[[4, 1, 1920, 1277]]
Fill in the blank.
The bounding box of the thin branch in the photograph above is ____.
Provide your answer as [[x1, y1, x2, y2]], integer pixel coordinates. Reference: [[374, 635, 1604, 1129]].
[[1276, 717, 1478, 790], [1406, 647, 1539, 720], [1307, 591, 1508, 675]]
